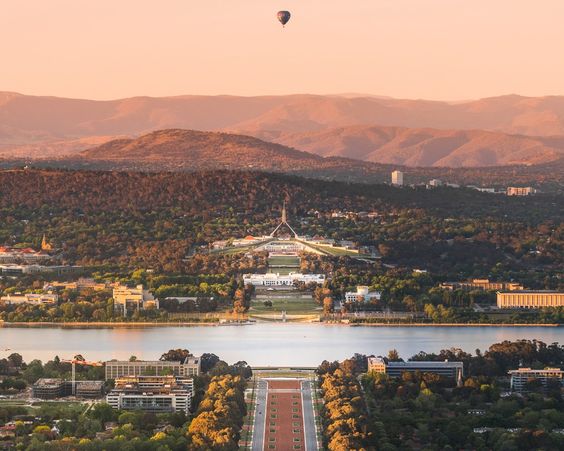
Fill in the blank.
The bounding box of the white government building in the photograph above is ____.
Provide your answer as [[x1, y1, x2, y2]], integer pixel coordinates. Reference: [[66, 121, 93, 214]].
[[243, 272, 326, 287], [345, 286, 381, 303]]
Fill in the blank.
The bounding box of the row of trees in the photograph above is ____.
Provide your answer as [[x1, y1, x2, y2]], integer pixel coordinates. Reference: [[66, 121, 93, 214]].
[[187, 374, 247, 450], [317, 341, 564, 450], [320, 361, 371, 449]]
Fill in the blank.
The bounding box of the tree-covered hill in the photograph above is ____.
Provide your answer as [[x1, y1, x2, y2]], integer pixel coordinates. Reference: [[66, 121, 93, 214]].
[[0, 169, 561, 274]]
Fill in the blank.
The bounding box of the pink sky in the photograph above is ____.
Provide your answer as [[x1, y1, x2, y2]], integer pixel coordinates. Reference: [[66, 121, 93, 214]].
[[1, 0, 564, 100]]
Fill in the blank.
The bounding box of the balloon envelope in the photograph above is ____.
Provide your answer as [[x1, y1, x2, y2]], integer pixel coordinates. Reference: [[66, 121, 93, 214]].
[[277, 11, 291, 26]]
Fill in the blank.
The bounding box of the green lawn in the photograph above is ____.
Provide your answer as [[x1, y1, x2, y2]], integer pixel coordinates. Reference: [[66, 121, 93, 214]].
[[0, 399, 28, 408], [250, 297, 320, 315], [268, 256, 300, 266]]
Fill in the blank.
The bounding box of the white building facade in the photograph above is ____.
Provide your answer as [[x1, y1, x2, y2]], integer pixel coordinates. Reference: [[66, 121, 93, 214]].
[[345, 286, 381, 303], [243, 272, 326, 287], [0, 293, 58, 306], [391, 170, 404, 186]]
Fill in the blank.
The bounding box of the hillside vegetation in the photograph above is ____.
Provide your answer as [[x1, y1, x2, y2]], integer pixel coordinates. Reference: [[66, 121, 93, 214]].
[[0, 169, 560, 277]]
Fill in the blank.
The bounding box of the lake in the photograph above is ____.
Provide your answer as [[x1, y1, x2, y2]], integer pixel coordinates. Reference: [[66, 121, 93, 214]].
[[0, 324, 562, 366]]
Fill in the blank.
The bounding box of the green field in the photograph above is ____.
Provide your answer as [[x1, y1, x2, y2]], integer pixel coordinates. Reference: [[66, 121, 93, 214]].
[[267, 255, 300, 275], [250, 297, 320, 315], [0, 399, 86, 415], [267, 256, 300, 266]]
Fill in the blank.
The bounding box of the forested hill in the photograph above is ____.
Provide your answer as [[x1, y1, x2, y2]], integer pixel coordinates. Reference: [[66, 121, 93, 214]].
[[79, 129, 325, 169], [0, 169, 560, 273]]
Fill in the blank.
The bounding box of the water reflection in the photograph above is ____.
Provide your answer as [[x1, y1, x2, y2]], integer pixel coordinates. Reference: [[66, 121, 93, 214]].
[[1, 324, 561, 366]]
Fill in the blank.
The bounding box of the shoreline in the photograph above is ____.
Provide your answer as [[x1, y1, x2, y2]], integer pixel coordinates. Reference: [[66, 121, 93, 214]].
[[0, 321, 560, 329], [0, 321, 219, 328], [346, 322, 561, 328]]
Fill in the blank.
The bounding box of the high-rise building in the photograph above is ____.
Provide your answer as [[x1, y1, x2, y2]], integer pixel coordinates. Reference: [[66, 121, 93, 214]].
[[391, 170, 404, 186]]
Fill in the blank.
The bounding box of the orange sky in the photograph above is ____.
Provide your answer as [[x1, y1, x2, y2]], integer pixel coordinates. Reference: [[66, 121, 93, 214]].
[[1, 0, 564, 100]]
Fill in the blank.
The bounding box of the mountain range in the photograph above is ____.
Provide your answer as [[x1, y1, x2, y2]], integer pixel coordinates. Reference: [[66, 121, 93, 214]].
[[2, 91, 564, 167]]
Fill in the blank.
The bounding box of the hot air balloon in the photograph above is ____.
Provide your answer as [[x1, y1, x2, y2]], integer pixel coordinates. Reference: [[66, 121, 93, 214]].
[[277, 11, 291, 27]]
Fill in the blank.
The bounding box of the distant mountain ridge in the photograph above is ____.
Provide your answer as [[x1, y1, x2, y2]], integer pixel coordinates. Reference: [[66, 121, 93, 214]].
[[3, 92, 564, 167], [264, 125, 564, 167]]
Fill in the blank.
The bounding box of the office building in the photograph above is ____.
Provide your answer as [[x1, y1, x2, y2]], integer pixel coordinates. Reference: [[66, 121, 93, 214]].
[[0, 247, 51, 264], [32, 379, 66, 399], [441, 279, 524, 292], [74, 381, 105, 398], [368, 357, 463, 382], [106, 375, 193, 413], [32, 379, 104, 399], [112, 285, 159, 317], [243, 272, 325, 287], [345, 286, 381, 303], [391, 170, 404, 186], [46, 278, 115, 292], [508, 368, 564, 392], [0, 264, 80, 276], [0, 293, 58, 306], [105, 356, 201, 380], [507, 187, 535, 196], [497, 291, 564, 309]]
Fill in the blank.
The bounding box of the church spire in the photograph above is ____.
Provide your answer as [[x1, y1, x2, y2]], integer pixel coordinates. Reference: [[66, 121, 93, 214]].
[[41, 234, 52, 252]]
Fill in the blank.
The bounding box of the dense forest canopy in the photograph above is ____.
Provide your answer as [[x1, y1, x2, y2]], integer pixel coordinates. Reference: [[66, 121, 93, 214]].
[[0, 169, 561, 277]]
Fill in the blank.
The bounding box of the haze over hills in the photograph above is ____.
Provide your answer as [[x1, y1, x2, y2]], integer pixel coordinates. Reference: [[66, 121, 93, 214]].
[[265, 126, 564, 167], [3, 92, 564, 167], [32, 128, 555, 191]]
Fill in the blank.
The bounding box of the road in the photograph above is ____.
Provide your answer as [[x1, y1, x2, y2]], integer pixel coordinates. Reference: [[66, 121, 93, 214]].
[[251, 379, 268, 451], [301, 380, 318, 451]]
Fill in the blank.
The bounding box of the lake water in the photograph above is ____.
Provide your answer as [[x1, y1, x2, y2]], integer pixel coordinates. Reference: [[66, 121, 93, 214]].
[[0, 324, 562, 366]]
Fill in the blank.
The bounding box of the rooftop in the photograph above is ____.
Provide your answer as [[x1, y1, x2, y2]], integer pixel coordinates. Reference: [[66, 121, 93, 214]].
[[33, 378, 64, 387], [497, 290, 563, 294]]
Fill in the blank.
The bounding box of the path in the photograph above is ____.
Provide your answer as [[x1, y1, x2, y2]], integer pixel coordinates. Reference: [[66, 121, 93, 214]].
[[301, 380, 318, 451], [250, 378, 319, 451], [251, 379, 268, 451]]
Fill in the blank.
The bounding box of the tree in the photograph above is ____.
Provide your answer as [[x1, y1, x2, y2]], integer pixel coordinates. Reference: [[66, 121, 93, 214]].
[[323, 297, 334, 314], [200, 353, 220, 373], [160, 349, 191, 362], [89, 403, 116, 425], [22, 360, 44, 383], [7, 353, 23, 368], [387, 349, 401, 362]]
